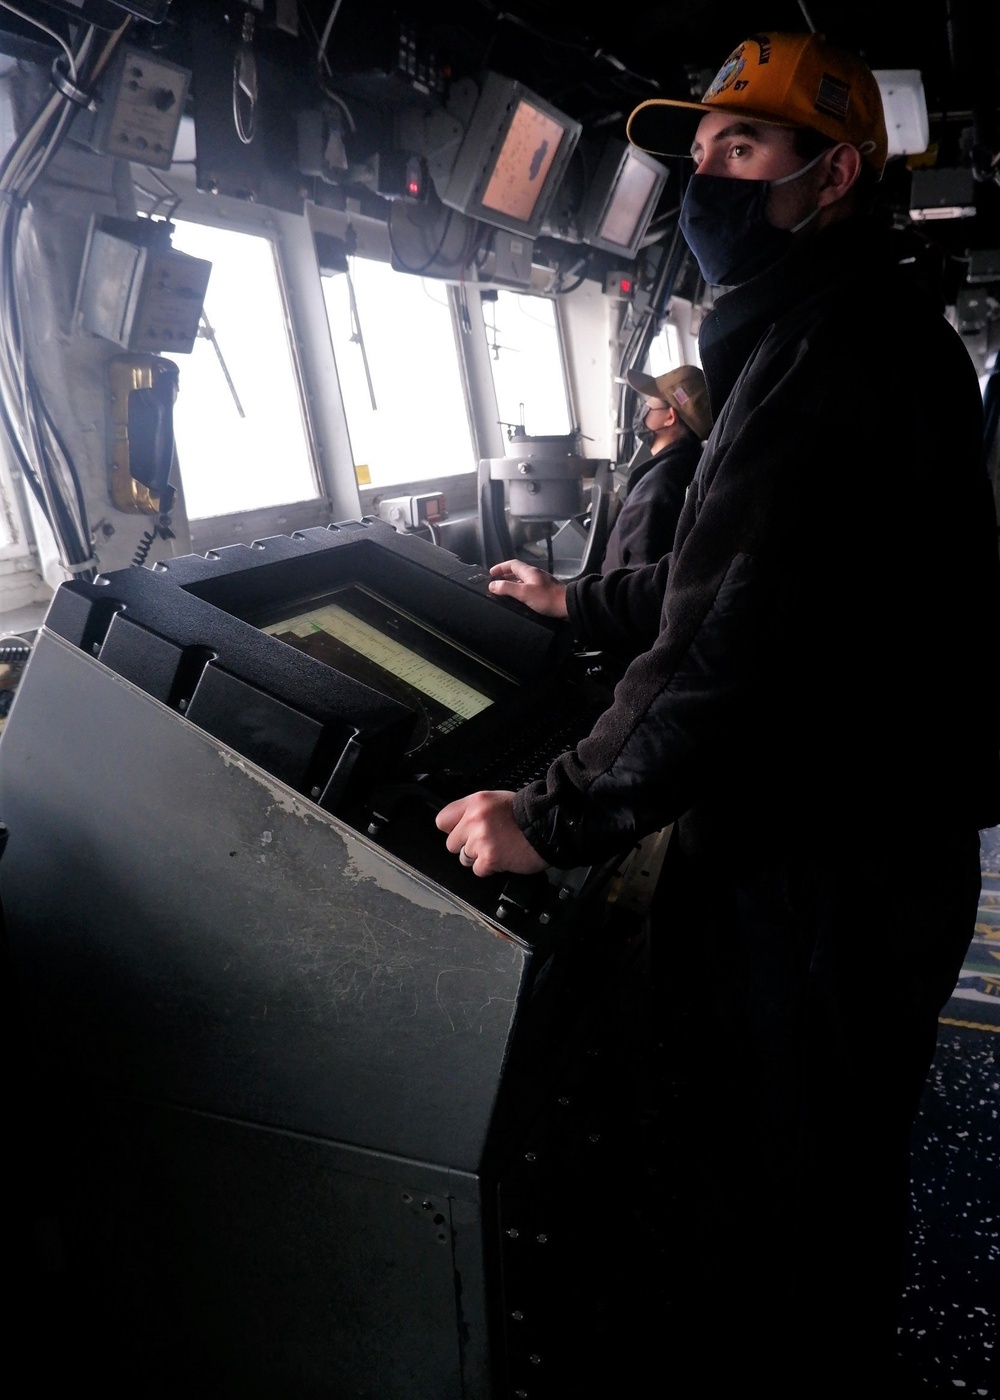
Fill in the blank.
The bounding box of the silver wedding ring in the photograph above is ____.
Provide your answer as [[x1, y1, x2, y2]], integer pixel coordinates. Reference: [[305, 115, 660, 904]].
[[459, 845, 474, 867]]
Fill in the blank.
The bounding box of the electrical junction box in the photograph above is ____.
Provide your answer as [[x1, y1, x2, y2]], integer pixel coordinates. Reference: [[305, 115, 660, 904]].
[[296, 106, 350, 183], [955, 287, 996, 336], [490, 230, 533, 287], [77, 216, 211, 353], [967, 249, 1000, 285], [375, 493, 447, 531], [89, 44, 191, 169], [908, 167, 976, 222], [872, 69, 929, 157], [604, 269, 636, 301]]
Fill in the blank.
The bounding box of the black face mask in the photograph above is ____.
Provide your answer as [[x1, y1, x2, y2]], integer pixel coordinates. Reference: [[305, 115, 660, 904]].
[[679, 157, 823, 287], [632, 404, 655, 443]]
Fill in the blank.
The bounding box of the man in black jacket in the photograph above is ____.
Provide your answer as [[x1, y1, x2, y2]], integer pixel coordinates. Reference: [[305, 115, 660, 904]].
[[437, 30, 1000, 1396], [601, 364, 712, 572]]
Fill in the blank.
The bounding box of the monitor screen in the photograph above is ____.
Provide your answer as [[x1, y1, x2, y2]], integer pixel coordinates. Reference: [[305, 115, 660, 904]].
[[261, 583, 517, 757], [440, 71, 582, 239], [598, 155, 661, 249], [480, 98, 566, 225], [579, 141, 668, 257], [47, 522, 571, 814]]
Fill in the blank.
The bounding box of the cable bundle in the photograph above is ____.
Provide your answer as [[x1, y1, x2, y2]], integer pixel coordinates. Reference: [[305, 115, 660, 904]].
[[0, 9, 132, 582]]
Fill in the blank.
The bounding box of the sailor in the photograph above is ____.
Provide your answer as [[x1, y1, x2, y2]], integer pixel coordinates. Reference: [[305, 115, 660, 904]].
[[438, 29, 1000, 1396]]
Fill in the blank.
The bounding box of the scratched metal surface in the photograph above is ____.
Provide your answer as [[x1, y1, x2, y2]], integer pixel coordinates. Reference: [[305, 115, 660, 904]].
[[0, 629, 537, 1172]]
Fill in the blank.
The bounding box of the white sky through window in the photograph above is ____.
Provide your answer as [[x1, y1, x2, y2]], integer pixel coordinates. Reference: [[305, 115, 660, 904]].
[[482, 290, 571, 439], [165, 220, 318, 520], [322, 258, 474, 489]]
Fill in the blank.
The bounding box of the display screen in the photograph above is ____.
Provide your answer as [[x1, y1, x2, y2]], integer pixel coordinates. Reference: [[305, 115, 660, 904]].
[[262, 584, 517, 755], [481, 98, 566, 224], [598, 153, 661, 249]]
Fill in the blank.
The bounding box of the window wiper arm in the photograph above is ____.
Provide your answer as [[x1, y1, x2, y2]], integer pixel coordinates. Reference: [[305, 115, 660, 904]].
[[198, 312, 245, 419], [346, 266, 377, 410]]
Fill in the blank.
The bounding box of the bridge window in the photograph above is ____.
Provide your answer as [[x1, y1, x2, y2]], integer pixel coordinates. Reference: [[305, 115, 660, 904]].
[[481, 290, 572, 438], [645, 319, 685, 376], [164, 220, 319, 521], [0, 453, 19, 551], [321, 257, 475, 490]]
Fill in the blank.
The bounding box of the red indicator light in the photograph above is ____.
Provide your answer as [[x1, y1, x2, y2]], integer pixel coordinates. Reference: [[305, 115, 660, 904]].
[[404, 155, 424, 201]]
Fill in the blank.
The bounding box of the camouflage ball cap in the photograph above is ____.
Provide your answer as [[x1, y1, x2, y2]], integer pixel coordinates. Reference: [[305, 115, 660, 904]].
[[626, 365, 713, 441], [627, 31, 888, 174]]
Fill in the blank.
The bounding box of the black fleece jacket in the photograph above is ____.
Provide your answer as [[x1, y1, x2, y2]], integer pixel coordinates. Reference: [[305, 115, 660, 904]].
[[600, 434, 704, 573], [513, 216, 1000, 869]]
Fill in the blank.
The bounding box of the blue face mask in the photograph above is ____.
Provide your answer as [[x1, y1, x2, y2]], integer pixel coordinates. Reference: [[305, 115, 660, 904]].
[[679, 153, 825, 287]]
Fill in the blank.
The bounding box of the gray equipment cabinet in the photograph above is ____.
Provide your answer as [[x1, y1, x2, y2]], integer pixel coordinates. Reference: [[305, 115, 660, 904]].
[[0, 522, 664, 1399]]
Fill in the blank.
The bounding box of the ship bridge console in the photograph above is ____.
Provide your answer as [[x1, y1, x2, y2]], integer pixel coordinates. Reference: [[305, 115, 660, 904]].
[[0, 519, 666, 1399]]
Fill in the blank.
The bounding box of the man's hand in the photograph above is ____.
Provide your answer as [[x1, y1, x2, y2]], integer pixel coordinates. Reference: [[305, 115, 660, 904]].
[[436, 790, 548, 877], [488, 559, 569, 618]]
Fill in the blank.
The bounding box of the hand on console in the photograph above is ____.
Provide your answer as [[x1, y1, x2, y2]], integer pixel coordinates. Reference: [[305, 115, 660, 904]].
[[435, 790, 549, 877], [487, 560, 569, 619]]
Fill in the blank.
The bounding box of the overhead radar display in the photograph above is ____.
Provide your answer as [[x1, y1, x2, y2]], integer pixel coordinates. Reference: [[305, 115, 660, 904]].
[[482, 101, 564, 223]]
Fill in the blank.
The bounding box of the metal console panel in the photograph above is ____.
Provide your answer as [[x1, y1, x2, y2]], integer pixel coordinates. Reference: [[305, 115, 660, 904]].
[[1, 631, 544, 1166], [0, 615, 655, 1398]]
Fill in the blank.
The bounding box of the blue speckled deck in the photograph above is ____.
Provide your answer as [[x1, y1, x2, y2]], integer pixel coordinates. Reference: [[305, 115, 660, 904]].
[[897, 822, 999, 1397]]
